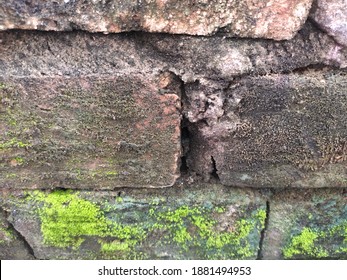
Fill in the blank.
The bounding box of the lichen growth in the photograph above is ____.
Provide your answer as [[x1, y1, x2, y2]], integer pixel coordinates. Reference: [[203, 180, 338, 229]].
[[99, 240, 130, 252], [256, 209, 267, 228], [27, 190, 146, 254], [149, 205, 264, 259], [329, 222, 347, 254], [0, 138, 31, 150], [283, 227, 328, 259]]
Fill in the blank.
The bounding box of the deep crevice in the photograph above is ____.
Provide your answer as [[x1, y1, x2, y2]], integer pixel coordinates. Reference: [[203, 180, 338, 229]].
[[179, 74, 191, 176], [210, 156, 220, 181], [257, 200, 270, 260], [0, 207, 37, 259], [180, 121, 190, 175]]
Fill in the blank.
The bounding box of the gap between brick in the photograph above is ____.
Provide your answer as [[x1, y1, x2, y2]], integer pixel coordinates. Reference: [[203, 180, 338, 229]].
[[257, 200, 270, 260]]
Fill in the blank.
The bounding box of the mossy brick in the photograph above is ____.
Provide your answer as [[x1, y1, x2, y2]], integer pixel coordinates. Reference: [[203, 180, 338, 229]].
[[0, 75, 181, 189], [0, 0, 312, 40], [0, 184, 266, 260], [188, 70, 347, 188], [262, 189, 347, 259]]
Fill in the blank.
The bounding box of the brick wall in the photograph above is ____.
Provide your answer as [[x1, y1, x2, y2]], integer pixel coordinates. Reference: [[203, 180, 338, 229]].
[[0, 0, 346, 260]]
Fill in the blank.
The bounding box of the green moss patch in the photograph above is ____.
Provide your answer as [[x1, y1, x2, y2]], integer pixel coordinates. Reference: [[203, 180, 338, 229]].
[[28, 190, 146, 255], [283, 228, 328, 258], [26, 190, 265, 259], [148, 205, 265, 259], [283, 222, 347, 259]]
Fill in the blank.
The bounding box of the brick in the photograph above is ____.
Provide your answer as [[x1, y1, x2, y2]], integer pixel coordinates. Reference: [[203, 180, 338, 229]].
[[187, 71, 347, 188], [0, 74, 181, 189], [0, 24, 345, 80]]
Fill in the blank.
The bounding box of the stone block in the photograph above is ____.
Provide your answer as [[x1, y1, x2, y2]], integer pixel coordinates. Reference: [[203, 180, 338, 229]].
[[262, 189, 347, 259], [0, 184, 266, 259], [0, 75, 181, 189], [0, 0, 312, 40], [0, 22, 345, 80]]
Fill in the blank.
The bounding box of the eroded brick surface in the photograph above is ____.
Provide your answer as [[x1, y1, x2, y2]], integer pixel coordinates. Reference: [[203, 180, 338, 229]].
[[187, 71, 347, 188]]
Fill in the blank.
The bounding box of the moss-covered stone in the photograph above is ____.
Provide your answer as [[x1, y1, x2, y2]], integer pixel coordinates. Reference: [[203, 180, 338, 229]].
[[28, 190, 146, 254], [262, 189, 347, 259], [0, 184, 266, 259]]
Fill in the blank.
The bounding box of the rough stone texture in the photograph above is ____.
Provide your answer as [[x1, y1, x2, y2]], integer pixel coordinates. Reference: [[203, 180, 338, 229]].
[[310, 0, 347, 47], [0, 185, 266, 260], [0, 75, 181, 189], [0, 22, 345, 78], [0, 207, 35, 259], [0, 0, 313, 40], [187, 70, 347, 188], [262, 189, 347, 259]]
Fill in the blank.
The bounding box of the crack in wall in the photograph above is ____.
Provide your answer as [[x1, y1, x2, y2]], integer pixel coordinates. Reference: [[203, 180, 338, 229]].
[[210, 156, 220, 182], [257, 200, 270, 260]]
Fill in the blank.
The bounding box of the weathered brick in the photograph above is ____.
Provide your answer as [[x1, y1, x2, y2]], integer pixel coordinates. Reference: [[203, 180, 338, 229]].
[[0, 0, 312, 40], [187, 71, 347, 188], [0, 23, 345, 80], [0, 75, 181, 189]]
